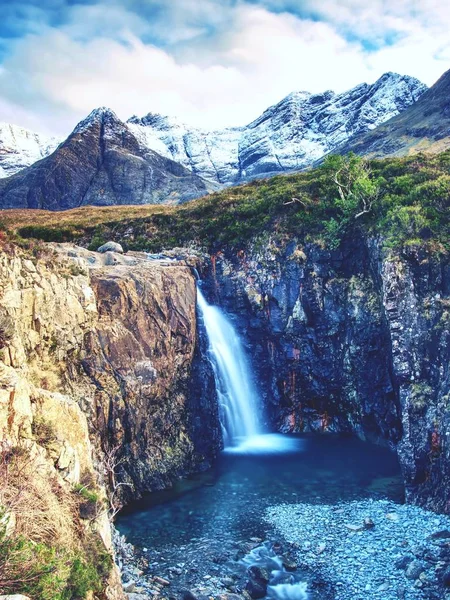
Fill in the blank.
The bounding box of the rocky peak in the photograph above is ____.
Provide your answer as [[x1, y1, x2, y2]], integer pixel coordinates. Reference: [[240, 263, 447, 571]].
[[72, 106, 128, 138], [341, 67, 450, 157], [128, 112, 181, 131], [0, 105, 215, 210]]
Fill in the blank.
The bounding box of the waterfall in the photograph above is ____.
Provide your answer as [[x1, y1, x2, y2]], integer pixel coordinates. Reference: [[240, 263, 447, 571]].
[[196, 287, 262, 447]]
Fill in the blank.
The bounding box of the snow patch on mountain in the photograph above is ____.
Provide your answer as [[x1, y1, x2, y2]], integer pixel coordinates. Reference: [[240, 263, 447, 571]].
[[0, 123, 62, 178], [128, 73, 427, 184]]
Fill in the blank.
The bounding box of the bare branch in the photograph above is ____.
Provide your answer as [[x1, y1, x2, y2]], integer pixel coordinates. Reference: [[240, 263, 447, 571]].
[[283, 197, 307, 207]]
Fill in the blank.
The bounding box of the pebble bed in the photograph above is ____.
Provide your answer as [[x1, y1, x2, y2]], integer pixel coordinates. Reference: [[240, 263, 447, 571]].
[[266, 499, 450, 600]]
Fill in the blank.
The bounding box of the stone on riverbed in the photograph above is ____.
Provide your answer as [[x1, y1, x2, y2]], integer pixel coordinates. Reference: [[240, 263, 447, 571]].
[[405, 561, 425, 580]]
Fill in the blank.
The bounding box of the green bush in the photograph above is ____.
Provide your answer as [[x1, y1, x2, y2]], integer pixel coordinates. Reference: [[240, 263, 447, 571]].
[[73, 483, 99, 504], [17, 226, 78, 243]]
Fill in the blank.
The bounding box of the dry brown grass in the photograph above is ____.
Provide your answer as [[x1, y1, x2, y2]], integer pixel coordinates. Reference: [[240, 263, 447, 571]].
[[0, 441, 79, 552], [0, 204, 171, 232]]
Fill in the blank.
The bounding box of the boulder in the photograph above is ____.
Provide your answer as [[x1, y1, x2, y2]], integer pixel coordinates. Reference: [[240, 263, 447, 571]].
[[97, 241, 124, 254]]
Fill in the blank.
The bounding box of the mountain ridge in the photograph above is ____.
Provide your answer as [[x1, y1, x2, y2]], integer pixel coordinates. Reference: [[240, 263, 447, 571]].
[[340, 67, 450, 157], [0, 107, 216, 210], [127, 72, 427, 184], [0, 122, 62, 178], [0, 71, 429, 209]]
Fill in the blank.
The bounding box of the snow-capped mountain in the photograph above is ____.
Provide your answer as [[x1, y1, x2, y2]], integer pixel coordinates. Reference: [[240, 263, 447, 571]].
[[0, 72, 429, 209], [0, 123, 61, 178], [128, 73, 427, 184], [0, 107, 216, 210]]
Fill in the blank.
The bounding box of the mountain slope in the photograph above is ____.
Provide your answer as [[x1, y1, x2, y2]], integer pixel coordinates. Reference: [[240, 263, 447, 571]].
[[128, 72, 426, 184], [0, 108, 215, 210], [341, 68, 450, 157], [0, 123, 61, 178]]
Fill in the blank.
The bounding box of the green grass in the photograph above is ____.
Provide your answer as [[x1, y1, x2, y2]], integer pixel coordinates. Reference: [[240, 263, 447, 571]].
[[2, 151, 449, 255], [0, 520, 111, 600], [73, 484, 99, 504]]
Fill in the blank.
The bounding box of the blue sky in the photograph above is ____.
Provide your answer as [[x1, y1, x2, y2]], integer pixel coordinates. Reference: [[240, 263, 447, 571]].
[[0, 0, 449, 135]]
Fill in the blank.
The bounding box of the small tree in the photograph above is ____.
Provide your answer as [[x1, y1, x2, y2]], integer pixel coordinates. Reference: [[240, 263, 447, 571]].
[[321, 153, 383, 248]]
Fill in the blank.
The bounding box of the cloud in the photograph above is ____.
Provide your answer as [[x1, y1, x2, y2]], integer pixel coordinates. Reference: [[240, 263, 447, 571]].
[[0, 1, 448, 137]]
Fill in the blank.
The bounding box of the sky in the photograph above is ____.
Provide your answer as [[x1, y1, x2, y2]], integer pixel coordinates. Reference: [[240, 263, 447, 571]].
[[0, 0, 449, 136]]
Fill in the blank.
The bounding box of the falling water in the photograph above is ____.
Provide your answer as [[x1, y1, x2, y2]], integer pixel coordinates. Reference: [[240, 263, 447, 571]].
[[197, 286, 301, 454], [196, 286, 261, 447]]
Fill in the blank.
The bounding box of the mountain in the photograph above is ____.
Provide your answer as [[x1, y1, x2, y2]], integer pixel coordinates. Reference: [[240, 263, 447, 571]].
[[0, 123, 61, 178], [0, 108, 216, 210], [340, 68, 450, 158], [128, 72, 427, 185], [0, 72, 428, 210]]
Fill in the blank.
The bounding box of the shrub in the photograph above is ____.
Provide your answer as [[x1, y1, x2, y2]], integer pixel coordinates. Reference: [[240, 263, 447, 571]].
[[0, 308, 14, 349], [17, 226, 77, 243], [31, 417, 58, 449]]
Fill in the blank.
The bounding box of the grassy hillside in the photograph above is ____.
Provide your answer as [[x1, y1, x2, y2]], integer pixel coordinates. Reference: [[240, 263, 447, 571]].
[[1, 151, 449, 255]]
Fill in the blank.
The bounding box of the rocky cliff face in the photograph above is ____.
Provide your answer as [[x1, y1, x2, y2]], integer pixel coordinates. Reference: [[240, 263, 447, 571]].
[[128, 73, 426, 184], [0, 109, 215, 210], [202, 236, 449, 511], [79, 252, 221, 498], [0, 244, 220, 596]]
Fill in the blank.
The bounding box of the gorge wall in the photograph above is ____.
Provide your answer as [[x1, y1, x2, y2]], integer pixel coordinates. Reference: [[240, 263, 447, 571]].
[[0, 232, 449, 598], [0, 245, 221, 597], [201, 236, 450, 512]]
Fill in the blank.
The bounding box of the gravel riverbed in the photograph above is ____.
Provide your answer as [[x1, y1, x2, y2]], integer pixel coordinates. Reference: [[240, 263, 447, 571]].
[[115, 498, 450, 600], [266, 499, 450, 600]]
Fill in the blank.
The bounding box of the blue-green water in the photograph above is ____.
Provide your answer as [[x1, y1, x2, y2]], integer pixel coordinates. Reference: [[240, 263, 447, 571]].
[[117, 434, 403, 549]]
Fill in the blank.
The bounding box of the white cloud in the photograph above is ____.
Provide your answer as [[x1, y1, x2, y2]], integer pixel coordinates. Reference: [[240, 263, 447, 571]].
[[0, 1, 448, 137]]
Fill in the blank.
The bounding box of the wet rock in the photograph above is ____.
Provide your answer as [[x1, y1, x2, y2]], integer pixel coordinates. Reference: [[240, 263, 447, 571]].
[[244, 578, 266, 599], [272, 541, 283, 554], [153, 577, 170, 586], [316, 543, 326, 555], [281, 554, 297, 571], [442, 567, 450, 587], [430, 530, 450, 540], [97, 241, 124, 254], [247, 566, 270, 583], [395, 555, 413, 570], [344, 523, 365, 532], [123, 581, 136, 593], [386, 512, 399, 522], [221, 577, 236, 590], [181, 591, 198, 600]]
